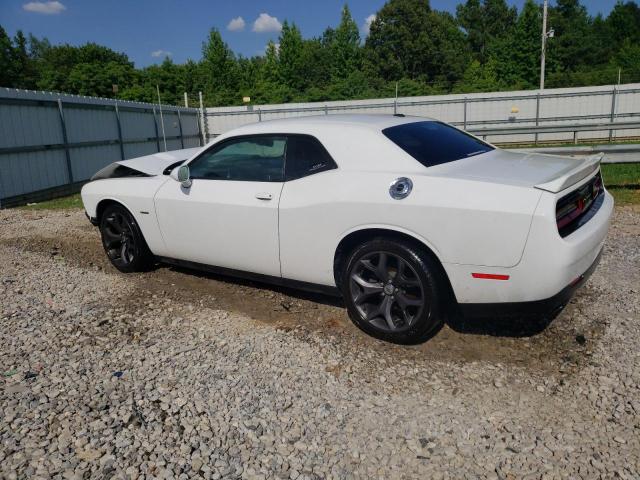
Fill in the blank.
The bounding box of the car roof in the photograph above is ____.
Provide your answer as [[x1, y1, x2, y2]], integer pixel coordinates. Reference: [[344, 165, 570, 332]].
[[227, 114, 434, 135]]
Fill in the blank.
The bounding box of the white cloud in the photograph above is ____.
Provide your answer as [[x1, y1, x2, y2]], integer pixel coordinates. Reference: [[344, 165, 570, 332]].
[[23, 1, 66, 14], [227, 16, 246, 32], [362, 14, 376, 35], [151, 49, 172, 58], [252, 13, 282, 33]]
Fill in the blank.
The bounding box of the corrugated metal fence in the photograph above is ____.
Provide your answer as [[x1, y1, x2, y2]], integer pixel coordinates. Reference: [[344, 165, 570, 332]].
[[204, 83, 640, 145], [0, 88, 202, 207]]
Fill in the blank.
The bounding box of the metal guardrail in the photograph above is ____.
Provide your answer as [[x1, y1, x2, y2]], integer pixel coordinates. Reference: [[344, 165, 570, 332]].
[[508, 144, 640, 164], [469, 120, 640, 144], [469, 120, 640, 136], [205, 88, 640, 118]]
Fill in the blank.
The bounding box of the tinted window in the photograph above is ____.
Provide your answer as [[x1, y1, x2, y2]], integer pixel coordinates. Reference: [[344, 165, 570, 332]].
[[189, 136, 286, 182], [382, 121, 494, 167], [285, 136, 337, 180]]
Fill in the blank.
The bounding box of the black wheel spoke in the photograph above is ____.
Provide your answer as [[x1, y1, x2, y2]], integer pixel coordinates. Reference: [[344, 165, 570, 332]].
[[396, 292, 421, 308], [103, 229, 120, 247], [359, 259, 379, 278], [397, 272, 420, 287], [351, 273, 384, 304], [396, 259, 406, 280], [381, 296, 395, 330], [376, 253, 389, 281], [365, 303, 381, 321]]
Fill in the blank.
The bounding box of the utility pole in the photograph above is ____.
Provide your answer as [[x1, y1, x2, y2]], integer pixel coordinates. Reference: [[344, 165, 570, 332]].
[[156, 85, 167, 152], [540, 0, 548, 91]]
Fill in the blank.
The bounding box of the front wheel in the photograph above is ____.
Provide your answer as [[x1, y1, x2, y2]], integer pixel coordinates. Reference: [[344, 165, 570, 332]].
[[341, 238, 446, 344], [99, 204, 154, 273]]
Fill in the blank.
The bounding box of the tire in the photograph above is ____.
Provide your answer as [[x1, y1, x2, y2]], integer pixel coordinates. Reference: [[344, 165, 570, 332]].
[[341, 238, 446, 344], [99, 203, 154, 273]]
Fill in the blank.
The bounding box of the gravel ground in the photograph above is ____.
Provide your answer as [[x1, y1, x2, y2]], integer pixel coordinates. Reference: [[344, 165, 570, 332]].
[[0, 206, 638, 479]]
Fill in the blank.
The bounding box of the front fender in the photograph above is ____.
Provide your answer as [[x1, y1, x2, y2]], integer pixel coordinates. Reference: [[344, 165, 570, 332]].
[[80, 177, 170, 255]]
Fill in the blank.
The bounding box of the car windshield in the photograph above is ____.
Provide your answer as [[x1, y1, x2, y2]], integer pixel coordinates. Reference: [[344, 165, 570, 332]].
[[382, 121, 494, 168]]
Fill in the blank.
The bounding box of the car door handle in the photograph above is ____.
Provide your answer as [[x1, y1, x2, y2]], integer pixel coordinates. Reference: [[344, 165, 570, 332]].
[[255, 193, 273, 201]]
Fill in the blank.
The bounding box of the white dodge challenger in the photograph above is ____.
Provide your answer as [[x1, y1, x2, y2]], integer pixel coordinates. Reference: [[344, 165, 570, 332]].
[[82, 115, 613, 344]]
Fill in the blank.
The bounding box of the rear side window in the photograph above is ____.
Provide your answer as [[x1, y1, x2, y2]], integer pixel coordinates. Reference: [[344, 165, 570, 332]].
[[285, 135, 337, 180], [382, 121, 494, 167]]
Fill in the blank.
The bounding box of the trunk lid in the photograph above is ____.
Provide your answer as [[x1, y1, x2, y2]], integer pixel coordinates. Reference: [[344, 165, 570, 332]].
[[427, 149, 602, 193]]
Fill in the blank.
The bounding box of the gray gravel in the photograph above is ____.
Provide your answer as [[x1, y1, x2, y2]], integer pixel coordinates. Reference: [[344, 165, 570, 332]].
[[1, 206, 639, 479]]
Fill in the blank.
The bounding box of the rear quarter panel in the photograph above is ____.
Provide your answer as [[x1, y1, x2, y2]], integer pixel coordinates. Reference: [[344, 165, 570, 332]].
[[278, 169, 542, 286]]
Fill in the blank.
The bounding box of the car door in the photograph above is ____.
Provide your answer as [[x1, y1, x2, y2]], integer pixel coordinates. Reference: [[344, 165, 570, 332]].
[[278, 135, 339, 285], [154, 135, 286, 277]]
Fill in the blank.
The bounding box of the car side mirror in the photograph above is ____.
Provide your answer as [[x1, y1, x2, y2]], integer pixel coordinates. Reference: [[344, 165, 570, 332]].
[[171, 165, 192, 188]]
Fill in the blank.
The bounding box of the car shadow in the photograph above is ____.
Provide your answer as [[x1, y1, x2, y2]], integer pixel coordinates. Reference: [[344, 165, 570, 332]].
[[445, 310, 559, 338], [162, 263, 346, 309], [154, 261, 560, 339]]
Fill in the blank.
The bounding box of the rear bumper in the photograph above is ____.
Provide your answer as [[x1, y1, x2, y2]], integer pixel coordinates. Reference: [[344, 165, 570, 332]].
[[458, 247, 602, 318], [444, 187, 613, 305]]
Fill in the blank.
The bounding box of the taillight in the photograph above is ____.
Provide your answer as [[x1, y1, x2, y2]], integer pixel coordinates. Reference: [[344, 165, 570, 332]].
[[556, 172, 603, 237]]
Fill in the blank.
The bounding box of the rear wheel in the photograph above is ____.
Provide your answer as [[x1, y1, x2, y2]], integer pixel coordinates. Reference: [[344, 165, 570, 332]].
[[341, 238, 445, 344], [99, 204, 153, 273]]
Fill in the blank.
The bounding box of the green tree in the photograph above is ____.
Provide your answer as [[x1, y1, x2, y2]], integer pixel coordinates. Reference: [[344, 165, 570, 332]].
[[32, 42, 133, 94], [365, 0, 470, 84], [456, 0, 517, 63], [66, 60, 135, 97], [612, 39, 640, 77], [0, 26, 13, 87], [365, 0, 433, 80], [278, 21, 305, 91], [491, 0, 541, 89], [11, 31, 37, 88], [607, 1, 640, 51], [253, 41, 292, 104], [328, 5, 361, 79], [455, 57, 505, 92], [262, 41, 280, 84], [547, 0, 596, 71], [200, 28, 238, 105], [300, 38, 332, 93]]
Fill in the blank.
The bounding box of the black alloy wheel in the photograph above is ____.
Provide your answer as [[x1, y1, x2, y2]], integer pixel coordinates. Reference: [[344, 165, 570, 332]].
[[342, 238, 445, 344], [99, 204, 153, 273]]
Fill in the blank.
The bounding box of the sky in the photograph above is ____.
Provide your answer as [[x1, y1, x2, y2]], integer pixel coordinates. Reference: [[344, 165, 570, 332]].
[[0, 0, 624, 67]]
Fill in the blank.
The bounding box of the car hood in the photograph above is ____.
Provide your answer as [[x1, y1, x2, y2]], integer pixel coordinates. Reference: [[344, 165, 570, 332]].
[[90, 147, 201, 181], [427, 149, 602, 193], [115, 147, 201, 175]]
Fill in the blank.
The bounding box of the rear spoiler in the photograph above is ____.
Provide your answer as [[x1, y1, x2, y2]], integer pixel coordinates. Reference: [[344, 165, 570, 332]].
[[534, 153, 603, 194]]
